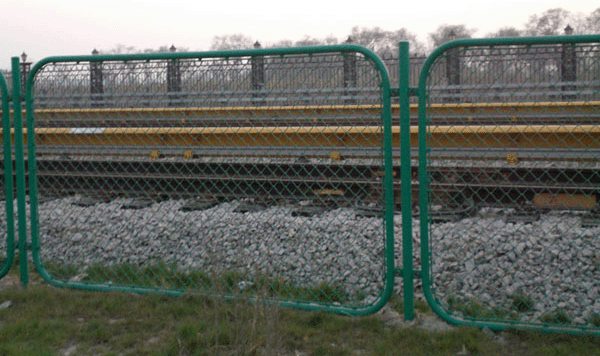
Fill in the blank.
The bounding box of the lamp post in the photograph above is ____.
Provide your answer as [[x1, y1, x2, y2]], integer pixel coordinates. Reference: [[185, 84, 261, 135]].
[[20, 52, 31, 94], [448, 29, 457, 42], [564, 24, 574, 36]]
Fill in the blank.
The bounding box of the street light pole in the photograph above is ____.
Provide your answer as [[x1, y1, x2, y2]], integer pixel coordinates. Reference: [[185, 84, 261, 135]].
[[20, 52, 31, 94]]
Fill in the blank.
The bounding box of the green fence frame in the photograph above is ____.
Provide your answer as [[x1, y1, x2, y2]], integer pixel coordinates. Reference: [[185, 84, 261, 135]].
[[23, 45, 397, 316], [417, 34, 600, 334], [0, 66, 15, 279]]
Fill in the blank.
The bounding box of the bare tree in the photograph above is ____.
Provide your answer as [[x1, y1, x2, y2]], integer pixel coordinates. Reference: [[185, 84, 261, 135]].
[[268, 39, 294, 48], [429, 24, 477, 48], [294, 35, 324, 47], [350, 26, 388, 50], [323, 35, 339, 45], [581, 7, 600, 34], [142, 45, 190, 53], [101, 44, 138, 54], [98, 44, 189, 55], [349, 26, 425, 54], [524, 8, 572, 36], [486, 27, 522, 38], [210, 34, 254, 51]]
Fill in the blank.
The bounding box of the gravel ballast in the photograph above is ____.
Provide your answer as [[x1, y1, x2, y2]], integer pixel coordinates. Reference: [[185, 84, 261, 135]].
[[0, 197, 599, 326]]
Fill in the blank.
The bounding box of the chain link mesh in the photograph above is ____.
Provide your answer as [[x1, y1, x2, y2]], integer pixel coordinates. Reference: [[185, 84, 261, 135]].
[[422, 40, 600, 332], [27, 48, 393, 313]]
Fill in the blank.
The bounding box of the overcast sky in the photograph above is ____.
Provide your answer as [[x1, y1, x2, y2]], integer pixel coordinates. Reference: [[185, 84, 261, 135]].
[[1, 0, 598, 70]]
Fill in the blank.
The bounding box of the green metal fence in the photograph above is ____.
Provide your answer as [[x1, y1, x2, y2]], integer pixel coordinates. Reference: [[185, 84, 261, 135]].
[[418, 35, 600, 334], [1, 36, 599, 335], [0, 69, 15, 279], [24, 45, 396, 315]]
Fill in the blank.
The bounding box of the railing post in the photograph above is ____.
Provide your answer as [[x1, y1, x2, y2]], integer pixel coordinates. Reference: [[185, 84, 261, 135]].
[[90, 49, 104, 107], [11, 57, 28, 288], [561, 25, 577, 100], [251, 41, 265, 106], [167, 45, 182, 107], [343, 37, 357, 104], [399, 41, 414, 321], [445, 31, 460, 102]]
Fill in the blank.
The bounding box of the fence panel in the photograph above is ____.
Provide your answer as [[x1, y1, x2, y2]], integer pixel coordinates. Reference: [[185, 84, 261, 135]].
[[24, 45, 395, 314], [0, 70, 15, 278], [418, 35, 600, 333]]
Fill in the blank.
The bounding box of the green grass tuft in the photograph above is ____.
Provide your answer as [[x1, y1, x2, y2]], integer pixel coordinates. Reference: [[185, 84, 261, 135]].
[[541, 310, 572, 325], [512, 293, 535, 313], [590, 314, 600, 327]]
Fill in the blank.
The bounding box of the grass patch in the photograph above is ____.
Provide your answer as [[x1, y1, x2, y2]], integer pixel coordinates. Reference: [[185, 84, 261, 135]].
[[446, 296, 517, 321], [0, 275, 600, 355], [3, 266, 600, 355], [389, 294, 432, 316], [43, 262, 361, 306]]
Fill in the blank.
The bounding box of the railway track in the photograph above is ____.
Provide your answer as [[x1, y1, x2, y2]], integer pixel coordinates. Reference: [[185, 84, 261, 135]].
[[3, 106, 597, 223], [25, 101, 600, 128], [20, 156, 598, 222]]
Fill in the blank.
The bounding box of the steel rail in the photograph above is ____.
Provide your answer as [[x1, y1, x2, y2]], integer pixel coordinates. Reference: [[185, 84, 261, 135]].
[[28, 159, 599, 210], [4, 100, 597, 116], [27, 145, 600, 161], [1, 124, 597, 154]]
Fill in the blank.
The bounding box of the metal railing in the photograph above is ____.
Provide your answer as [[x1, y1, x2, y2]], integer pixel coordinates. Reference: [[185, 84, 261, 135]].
[[4, 40, 594, 110]]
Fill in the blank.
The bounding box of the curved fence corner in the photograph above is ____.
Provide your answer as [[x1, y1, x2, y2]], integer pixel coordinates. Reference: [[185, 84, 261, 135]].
[[418, 34, 600, 335]]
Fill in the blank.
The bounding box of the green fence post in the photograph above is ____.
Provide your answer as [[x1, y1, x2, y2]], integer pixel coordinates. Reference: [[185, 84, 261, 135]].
[[0, 70, 15, 279], [398, 42, 414, 321], [11, 57, 28, 287]]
